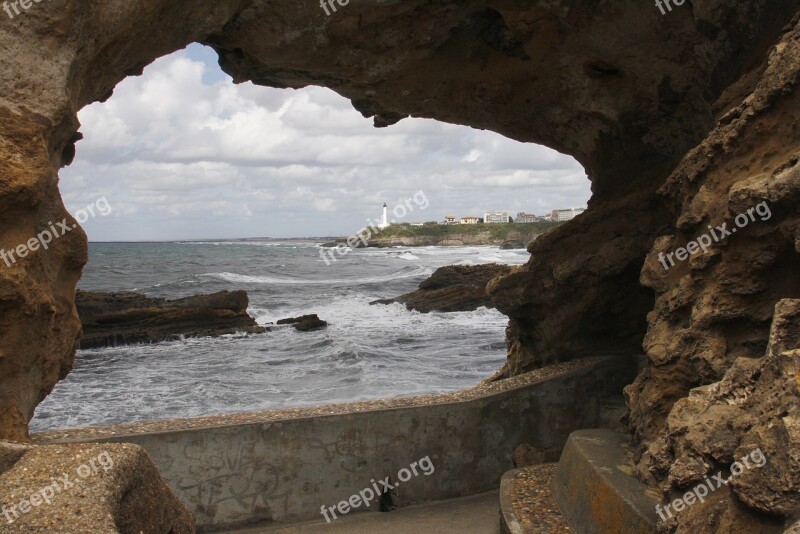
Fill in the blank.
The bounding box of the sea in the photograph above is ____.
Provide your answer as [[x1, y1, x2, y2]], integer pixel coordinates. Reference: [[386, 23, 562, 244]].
[[29, 241, 531, 433]]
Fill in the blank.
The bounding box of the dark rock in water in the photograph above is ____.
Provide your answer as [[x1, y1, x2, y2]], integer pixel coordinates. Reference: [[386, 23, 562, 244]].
[[76, 290, 267, 349], [372, 263, 515, 313], [277, 314, 328, 332], [500, 239, 526, 250]]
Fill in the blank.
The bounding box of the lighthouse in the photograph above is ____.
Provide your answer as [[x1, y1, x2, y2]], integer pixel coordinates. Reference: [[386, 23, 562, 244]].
[[379, 203, 389, 229]]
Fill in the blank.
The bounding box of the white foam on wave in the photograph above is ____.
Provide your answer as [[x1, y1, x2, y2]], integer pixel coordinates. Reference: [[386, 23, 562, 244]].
[[176, 241, 318, 248], [395, 252, 420, 261], [359, 245, 529, 265], [476, 255, 506, 263], [30, 292, 510, 432], [262, 293, 509, 334], [31, 242, 521, 432], [200, 267, 433, 286]]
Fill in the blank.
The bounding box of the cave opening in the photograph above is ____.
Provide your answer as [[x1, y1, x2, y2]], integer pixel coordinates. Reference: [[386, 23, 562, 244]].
[[3, 2, 798, 530], [29, 44, 596, 433]]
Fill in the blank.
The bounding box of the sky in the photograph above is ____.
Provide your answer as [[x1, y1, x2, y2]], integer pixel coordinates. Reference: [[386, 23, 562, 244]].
[[59, 44, 591, 241]]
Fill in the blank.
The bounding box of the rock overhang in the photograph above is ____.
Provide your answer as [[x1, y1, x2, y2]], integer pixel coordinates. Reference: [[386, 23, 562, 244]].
[[1, 2, 800, 531]]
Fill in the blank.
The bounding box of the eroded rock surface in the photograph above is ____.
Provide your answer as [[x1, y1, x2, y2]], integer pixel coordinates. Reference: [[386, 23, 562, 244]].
[[648, 300, 800, 532], [0, 441, 194, 533], [621, 18, 800, 530], [0, 1, 799, 531], [76, 290, 267, 349], [0, 0, 791, 442]]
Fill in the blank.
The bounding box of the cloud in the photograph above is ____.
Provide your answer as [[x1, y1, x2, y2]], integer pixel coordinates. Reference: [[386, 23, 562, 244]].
[[60, 44, 590, 241]]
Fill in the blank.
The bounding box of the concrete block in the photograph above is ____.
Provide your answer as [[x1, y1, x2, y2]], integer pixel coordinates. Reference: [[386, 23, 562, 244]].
[[552, 429, 660, 534]]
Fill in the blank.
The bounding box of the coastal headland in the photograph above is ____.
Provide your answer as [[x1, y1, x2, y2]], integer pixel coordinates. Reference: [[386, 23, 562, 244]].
[[329, 222, 563, 249]]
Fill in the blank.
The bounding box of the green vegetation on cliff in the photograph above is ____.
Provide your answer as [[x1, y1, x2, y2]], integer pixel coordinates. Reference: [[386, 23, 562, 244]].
[[372, 222, 563, 241]]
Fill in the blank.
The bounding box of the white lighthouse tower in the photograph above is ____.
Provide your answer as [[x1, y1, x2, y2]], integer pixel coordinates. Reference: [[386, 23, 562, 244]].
[[379, 203, 389, 229]]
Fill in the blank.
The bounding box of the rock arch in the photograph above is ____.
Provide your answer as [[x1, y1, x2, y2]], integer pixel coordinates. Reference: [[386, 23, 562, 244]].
[[2, 1, 799, 529]]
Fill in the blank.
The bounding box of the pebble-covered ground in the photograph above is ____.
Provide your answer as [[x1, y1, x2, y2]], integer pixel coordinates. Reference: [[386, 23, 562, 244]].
[[508, 464, 574, 533], [32, 358, 597, 443]]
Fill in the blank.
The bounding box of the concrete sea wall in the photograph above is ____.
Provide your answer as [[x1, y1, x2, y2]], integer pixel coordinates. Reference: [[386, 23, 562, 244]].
[[36, 357, 633, 531]]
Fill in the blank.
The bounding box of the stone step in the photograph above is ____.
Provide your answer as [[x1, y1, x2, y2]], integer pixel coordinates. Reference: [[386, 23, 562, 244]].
[[551, 429, 661, 534], [500, 463, 574, 533]]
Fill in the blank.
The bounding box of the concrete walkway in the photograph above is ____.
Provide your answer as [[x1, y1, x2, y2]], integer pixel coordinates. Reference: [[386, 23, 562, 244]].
[[227, 491, 501, 534]]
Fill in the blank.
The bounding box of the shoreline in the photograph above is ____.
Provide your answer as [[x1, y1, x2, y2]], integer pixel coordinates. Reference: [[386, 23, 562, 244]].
[[325, 221, 563, 249]]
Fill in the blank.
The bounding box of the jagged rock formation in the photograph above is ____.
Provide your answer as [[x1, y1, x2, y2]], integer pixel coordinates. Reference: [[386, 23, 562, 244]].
[[623, 22, 800, 525], [373, 263, 515, 313], [0, 440, 194, 532], [1, 1, 799, 531], [76, 290, 267, 349], [646, 300, 800, 532]]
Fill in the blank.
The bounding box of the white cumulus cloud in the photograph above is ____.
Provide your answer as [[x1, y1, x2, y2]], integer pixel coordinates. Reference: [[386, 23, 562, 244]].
[[60, 44, 590, 241]]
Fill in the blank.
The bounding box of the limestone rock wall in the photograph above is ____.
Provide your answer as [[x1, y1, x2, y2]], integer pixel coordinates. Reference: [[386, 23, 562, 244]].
[[0, 441, 194, 532], [1, 1, 799, 530], [624, 18, 800, 530], [0, 0, 253, 441], [650, 300, 800, 532], [628, 16, 800, 457]]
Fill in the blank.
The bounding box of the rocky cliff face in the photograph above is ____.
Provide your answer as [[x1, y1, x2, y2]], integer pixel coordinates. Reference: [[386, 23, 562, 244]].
[[1, 1, 799, 530], [623, 25, 800, 530]]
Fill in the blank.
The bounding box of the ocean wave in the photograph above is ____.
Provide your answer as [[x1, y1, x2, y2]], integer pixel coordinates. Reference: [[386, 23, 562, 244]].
[[199, 267, 432, 286], [175, 241, 318, 248], [394, 252, 420, 261], [358, 245, 528, 264], [33, 242, 516, 432]]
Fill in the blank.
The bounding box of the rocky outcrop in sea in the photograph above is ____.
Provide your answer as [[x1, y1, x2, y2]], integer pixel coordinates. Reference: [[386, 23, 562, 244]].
[[372, 263, 515, 313], [276, 314, 328, 332], [76, 290, 267, 349]]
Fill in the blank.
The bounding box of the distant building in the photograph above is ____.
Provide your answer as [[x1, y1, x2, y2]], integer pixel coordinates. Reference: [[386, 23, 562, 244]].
[[443, 216, 457, 224], [410, 222, 424, 227], [515, 212, 544, 223], [484, 211, 510, 224], [549, 208, 585, 222], [460, 216, 480, 225]]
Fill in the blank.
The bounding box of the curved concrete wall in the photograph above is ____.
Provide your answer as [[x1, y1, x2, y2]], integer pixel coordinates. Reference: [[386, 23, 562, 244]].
[[37, 357, 632, 531]]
